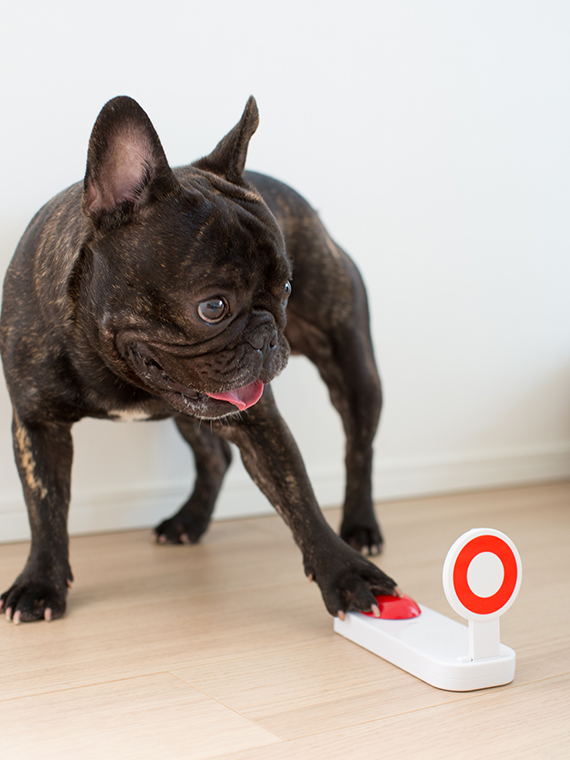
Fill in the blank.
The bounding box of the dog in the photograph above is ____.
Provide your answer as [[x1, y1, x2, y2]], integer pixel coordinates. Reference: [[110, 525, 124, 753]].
[[0, 96, 396, 624]]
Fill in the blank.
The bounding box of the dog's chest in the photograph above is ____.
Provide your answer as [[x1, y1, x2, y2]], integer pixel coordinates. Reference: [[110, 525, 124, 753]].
[[109, 409, 154, 422]]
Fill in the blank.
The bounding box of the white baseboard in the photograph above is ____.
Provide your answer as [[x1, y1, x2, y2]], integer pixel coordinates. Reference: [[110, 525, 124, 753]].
[[1, 444, 569, 544], [373, 443, 570, 501]]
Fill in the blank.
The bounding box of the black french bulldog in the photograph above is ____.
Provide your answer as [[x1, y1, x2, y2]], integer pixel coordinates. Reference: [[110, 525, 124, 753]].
[[0, 96, 396, 624]]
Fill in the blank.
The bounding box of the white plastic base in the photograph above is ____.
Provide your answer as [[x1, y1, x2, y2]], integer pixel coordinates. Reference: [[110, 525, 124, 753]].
[[334, 604, 516, 691]]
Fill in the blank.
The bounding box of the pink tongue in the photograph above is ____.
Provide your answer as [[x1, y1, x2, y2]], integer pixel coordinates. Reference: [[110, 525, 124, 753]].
[[205, 379, 264, 411]]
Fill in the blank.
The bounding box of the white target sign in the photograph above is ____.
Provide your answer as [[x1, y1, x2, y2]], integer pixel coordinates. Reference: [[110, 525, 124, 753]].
[[443, 528, 522, 621]]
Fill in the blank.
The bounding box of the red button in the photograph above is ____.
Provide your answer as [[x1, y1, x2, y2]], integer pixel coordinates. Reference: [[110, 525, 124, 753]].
[[363, 594, 421, 620]]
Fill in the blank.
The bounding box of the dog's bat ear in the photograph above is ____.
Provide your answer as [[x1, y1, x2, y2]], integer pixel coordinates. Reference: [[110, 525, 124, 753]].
[[193, 96, 259, 184], [82, 96, 179, 227]]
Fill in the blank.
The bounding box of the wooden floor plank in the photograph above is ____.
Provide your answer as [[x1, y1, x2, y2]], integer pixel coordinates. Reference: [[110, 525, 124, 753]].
[[0, 672, 280, 760], [172, 638, 477, 740], [219, 674, 570, 760], [0, 582, 332, 701]]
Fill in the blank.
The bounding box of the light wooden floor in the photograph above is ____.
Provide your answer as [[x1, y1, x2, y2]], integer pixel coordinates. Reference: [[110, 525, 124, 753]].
[[1, 481, 569, 759]]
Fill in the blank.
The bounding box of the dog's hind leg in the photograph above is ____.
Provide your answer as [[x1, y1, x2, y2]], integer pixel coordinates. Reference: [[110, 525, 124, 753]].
[[285, 264, 383, 555], [155, 416, 232, 544], [332, 322, 383, 555]]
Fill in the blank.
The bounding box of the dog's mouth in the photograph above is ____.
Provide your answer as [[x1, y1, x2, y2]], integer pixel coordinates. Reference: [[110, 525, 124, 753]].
[[126, 342, 264, 415]]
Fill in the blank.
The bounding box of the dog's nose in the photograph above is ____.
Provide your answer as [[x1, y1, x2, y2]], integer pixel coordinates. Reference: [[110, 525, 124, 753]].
[[248, 327, 278, 352], [247, 311, 279, 353]]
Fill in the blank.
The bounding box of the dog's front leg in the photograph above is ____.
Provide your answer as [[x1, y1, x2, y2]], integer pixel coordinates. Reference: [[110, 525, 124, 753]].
[[1, 414, 74, 623], [214, 387, 396, 617]]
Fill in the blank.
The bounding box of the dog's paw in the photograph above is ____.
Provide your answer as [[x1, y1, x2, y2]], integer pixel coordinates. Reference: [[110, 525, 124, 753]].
[[154, 515, 208, 545], [340, 519, 384, 556], [1, 580, 68, 624], [306, 539, 396, 618]]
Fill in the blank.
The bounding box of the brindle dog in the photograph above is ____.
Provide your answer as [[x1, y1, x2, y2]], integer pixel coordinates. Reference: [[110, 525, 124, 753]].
[[0, 96, 395, 623]]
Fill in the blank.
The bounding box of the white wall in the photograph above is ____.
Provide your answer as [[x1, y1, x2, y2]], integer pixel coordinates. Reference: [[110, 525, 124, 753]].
[[1, 1, 569, 542]]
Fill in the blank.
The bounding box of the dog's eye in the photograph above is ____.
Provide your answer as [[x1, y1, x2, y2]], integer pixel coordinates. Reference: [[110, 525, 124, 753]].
[[197, 297, 228, 323], [282, 281, 292, 304]]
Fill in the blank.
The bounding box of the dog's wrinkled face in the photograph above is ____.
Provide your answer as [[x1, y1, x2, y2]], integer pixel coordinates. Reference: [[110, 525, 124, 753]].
[[79, 96, 291, 418]]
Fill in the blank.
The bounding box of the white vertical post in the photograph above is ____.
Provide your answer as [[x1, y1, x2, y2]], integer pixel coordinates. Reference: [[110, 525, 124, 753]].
[[469, 617, 501, 660]]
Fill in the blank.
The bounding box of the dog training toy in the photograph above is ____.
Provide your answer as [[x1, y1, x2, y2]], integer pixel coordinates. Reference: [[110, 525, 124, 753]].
[[334, 528, 521, 691]]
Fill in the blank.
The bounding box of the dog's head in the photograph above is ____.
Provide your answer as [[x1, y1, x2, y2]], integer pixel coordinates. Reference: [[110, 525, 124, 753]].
[[79, 96, 291, 419]]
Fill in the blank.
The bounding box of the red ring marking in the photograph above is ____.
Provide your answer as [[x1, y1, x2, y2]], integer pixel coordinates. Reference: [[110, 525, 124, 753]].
[[452, 535, 518, 615]]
